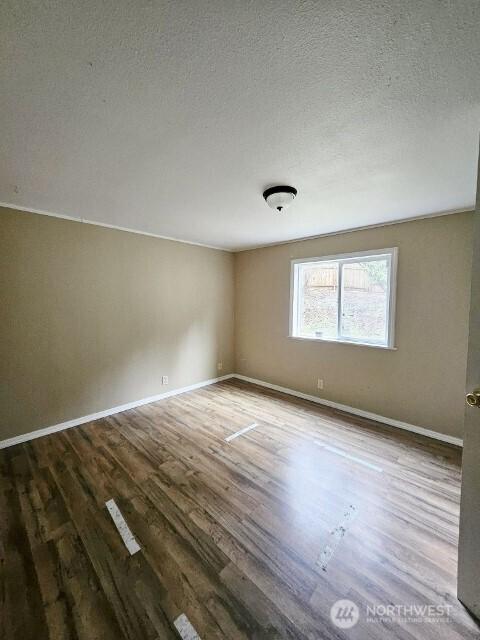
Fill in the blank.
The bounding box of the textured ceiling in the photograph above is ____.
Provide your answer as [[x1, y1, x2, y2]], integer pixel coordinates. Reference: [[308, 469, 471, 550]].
[[1, 1, 479, 250]]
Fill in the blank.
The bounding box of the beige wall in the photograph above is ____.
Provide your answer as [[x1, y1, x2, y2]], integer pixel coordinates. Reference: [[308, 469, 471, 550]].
[[1, 207, 473, 442], [0, 208, 234, 440], [235, 213, 474, 439]]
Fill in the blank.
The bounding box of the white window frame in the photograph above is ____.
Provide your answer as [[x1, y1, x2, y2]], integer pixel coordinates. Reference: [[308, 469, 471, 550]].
[[289, 248, 398, 349]]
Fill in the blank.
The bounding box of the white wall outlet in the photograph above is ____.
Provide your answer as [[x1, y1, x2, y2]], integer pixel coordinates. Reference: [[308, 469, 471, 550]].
[[162, 375, 169, 385], [217, 362, 223, 371], [317, 378, 324, 390]]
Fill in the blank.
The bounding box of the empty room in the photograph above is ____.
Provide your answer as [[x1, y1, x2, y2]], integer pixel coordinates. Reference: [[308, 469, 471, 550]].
[[1, 2, 480, 639]]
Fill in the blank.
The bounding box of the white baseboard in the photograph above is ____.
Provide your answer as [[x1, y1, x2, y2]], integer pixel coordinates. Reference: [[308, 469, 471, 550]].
[[0, 374, 235, 449], [232, 374, 463, 447], [0, 371, 463, 449]]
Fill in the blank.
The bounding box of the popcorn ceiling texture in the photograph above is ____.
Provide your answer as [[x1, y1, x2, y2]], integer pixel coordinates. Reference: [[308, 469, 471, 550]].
[[1, 1, 479, 250]]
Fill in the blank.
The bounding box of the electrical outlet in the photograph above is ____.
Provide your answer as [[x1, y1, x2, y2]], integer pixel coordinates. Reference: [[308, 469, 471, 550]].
[[162, 375, 169, 385], [217, 362, 223, 371], [317, 378, 324, 390]]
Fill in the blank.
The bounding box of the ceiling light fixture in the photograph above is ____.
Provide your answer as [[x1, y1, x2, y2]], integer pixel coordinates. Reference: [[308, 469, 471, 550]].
[[263, 185, 297, 212]]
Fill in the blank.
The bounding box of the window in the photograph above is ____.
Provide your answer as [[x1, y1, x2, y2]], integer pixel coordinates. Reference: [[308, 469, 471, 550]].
[[290, 248, 397, 348]]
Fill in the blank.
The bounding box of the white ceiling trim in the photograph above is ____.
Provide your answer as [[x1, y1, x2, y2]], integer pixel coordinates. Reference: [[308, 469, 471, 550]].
[[239, 206, 475, 252], [1, 201, 472, 255], [0, 202, 231, 252]]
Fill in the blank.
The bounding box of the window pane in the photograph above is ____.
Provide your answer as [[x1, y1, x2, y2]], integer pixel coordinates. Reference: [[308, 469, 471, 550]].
[[340, 259, 389, 343], [297, 262, 338, 339]]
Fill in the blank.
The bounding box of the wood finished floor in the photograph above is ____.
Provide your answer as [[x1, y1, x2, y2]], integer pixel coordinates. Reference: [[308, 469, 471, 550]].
[[1, 379, 479, 640]]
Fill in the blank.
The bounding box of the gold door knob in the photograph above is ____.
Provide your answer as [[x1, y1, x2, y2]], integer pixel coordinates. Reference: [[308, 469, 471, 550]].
[[466, 389, 480, 407]]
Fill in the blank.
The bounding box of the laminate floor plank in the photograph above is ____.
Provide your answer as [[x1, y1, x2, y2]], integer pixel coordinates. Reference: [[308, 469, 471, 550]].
[[1, 379, 478, 639]]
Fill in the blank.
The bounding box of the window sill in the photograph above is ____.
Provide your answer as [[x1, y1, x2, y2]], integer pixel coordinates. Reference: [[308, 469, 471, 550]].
[[288, 335, 397, 350]]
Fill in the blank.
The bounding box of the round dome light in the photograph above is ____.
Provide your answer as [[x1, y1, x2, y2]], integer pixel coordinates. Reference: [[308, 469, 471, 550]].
[[263, 185, 297, 212]]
